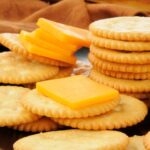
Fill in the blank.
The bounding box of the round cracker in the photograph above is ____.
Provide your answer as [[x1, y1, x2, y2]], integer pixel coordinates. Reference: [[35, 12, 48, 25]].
[[0, 86, 40, 126], [13, 129, 129, 150], [90, 45, 150, 64], [22, 67, 73, 88], [89, 16, 150, 41], [144, 132, 150, 150], [127, 136, 145, 150], [21, 89, 120, 119], [11, 117, 60, 132], [89, 69, 150, 93], [100, 69, 150, 80], [0, 52, 59, 84], [0, 33, 70, 67], [88, 53, 150, 73], [90, 34, 150, 51], [53, 95, 148, 130]]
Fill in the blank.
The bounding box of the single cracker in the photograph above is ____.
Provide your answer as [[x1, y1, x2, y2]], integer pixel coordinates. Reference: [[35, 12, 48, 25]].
[[22, 67, 73, 88], [100, 69, 150, 80], [53, 95, 148, 130], [0, 86, 40, 127], [0, 33, 70, 67], [21, 89, 120, 119], [13, 129, 129, 150], [89, 69, 150, 93], [90, 34, 150, 51], [88, 53, 150, 73], [53, 67, 73, 79], [89, 16, 150, 41], [144, 132, 150, 150], [90, 44, 150, 64], [0, 52, 59, 84], [127, 136, 145, 150], [21, 68, 73, 88], [11, 117, 60, 132]]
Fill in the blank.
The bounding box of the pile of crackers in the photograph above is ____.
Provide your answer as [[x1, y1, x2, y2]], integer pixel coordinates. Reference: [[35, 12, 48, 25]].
[[0, 32, 75, 133], [0, 33, 89, 132], [0, 33, 74, 86], [89, 17, 150, 104], [0, 16, 150, 150]]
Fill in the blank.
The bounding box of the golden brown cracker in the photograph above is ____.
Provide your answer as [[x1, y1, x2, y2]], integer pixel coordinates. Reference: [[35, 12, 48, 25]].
[[89, 16, 150, 41], [0, 33, 70, 67], [53, 95, 148, 130], [11, 117, 60, 132], [13, 129, 129, 150], [89, 69, 150, 93], [21, 89, 120, 119], [100, 69, 150, 80], [0, 86, 40, 127], [90, 34, 150, 51], [0, 52, 59, 84], [90, 44, 150, 64], [88, 53, 150, 73]]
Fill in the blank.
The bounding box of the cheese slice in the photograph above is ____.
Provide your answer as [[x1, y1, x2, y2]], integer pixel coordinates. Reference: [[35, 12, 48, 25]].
[[19, 37, 76, 65], [36, 75, 119, 109], [34, 28, 79, 52], [19, 30, 73, 56], [37, 18, 90, 48]]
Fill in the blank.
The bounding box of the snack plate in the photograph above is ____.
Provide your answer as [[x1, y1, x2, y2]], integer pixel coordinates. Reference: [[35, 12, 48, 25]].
[[0, 47, 149, 150]]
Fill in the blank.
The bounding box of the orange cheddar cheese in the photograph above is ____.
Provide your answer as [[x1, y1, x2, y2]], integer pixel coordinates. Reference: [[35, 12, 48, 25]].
[[36, 75, 119, 109], [19, 30, 73, 56], [34, 28, 79, 52], [37, 18, 90, 48], [20, 37, 76, 65]]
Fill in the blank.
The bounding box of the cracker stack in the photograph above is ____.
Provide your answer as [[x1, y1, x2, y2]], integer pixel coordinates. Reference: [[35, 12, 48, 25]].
[[88, 16, 150, 102], [0, 17, 91, 85], [21, 78, 147, 131]]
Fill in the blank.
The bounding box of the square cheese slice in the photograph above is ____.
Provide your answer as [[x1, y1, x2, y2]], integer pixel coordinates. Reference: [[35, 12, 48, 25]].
[[19, 36, 76, 65], [34, 28, 79, 52], [36, 75, 119, 109], [37, 18, 90, 48], [19, 30, 73, 56]]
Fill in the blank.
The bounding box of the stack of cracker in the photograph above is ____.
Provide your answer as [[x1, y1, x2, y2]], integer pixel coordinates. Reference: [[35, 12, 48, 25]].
[[0, 18, 90, 86], [0, 31, 74, 131], [21, 75, 147, 131], [0, 18, 91, 132], [0, 75, 147, 149], [88, 17, 150, 103], [0, 33, 73, 86]]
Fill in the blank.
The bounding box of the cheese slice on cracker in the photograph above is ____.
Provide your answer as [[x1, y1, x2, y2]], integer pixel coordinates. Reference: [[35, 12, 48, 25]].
[[37, 18, 90, 47], [36, 75, 119, 109]]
